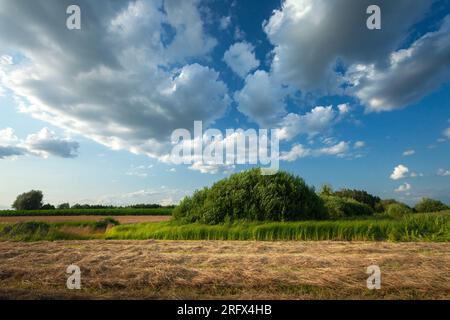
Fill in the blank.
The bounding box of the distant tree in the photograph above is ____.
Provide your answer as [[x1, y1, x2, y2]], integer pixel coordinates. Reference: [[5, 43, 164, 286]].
[[57, 203, 70, 209], [319, 184, 333, 196], [12, 190, 43, 210], [333, 189, 381, 210], [415, 198, 449, 213], [41, 203, 55, 210]]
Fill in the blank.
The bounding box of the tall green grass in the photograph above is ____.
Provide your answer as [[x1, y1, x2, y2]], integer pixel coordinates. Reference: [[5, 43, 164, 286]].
[[0, 208, 172, 216], [1, 213, 448, 242], [105, 213, 449, 242]]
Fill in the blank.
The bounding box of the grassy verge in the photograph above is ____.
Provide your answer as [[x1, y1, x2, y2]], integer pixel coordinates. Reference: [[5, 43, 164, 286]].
[[0, 218, 119, 241], [0, 208, 172, 216], [105, 213, 449, 242], [1, 212, 448, 242]]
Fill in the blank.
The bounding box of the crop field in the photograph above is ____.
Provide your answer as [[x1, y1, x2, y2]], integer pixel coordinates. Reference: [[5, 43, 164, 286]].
[[0, 240, 448, 300], [0, 215, 171, 224], [0, 208, 173, 217]]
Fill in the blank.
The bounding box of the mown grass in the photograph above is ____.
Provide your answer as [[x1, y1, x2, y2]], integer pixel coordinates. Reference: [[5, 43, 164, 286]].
[[0, 208, 172, 217], [105, 212, 450, 242]]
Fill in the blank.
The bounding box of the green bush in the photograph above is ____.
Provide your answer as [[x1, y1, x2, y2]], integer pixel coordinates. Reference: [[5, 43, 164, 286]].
[[332, 188, 381, 210], [173, 168, 327, 224], [321, 195, 374, 219], [387, 203, 413, 218], [415, 198, 449, 213]]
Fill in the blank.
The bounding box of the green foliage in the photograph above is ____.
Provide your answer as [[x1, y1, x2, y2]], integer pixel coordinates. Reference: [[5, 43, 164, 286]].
[[387, 203, 413, 218], [106, 212, 450, 242], [415, 198, 449, 213], [374, 199, 399, 213], [57, 203, 70, 209], [12, 190, 44, 210], [41, 204, 55, 210], [0, 208, 173, 216], [321, 195, 374, 219], [332, 188, 381, 210], [174, 168, 327, 224]]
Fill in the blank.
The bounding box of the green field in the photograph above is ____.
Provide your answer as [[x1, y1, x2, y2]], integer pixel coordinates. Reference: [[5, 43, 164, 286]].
[[1, 212, 448, 242], [0, 207, 173, 216]]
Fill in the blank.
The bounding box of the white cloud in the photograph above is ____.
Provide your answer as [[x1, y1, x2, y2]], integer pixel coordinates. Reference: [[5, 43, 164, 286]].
[[0, 55, 12, 65], [0, 127, 79, 159], [90, 187, 190, 206], [235, 70, 288, 127], [354, 141, 365, 149], [395, 182, 411, 193], [126, 165, 150, 178], [23, 128, 79, 158], [0, 0, 228, 163], [347, 16, 450, 112], [219, 16, 231, 30], [444, 127, 450, 140], [224, 42, 260, 78], [403, 150, 415, 156], [263, 0, 431, 93], [262, 0, 450, 112], [390, 164, 409, 180], [281, 141, 350, 162], [278, 105, 342, 140], [437, 168, 450, 177]]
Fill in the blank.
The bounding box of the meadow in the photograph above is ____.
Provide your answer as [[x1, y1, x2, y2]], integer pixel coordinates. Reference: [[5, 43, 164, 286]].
[[0, 212, 448, 242]]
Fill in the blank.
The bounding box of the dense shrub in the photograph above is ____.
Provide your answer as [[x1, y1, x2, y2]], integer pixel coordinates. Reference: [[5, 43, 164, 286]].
[[386, 203, 413, 218], [332, 189, 381, 210], [415, 198, 449, 213], [321, 195, 374, 219], [173, 168, 327, 224], [374, 199, 400, 213]]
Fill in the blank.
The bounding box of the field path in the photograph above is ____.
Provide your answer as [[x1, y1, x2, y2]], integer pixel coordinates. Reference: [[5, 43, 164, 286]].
[[0, 215, 171, 224], [0, 240, 448, 299]]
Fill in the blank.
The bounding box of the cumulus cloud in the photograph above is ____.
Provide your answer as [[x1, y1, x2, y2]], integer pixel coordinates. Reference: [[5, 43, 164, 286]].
[[390, 164, 409, 180], [278, 105, 344, 140], [223, 42, 260, 78], [395, 182, 411, 193], [263, 0, 431, 92], [0, 0, 228, 162], [281, 141, 350, 162], [234, 70, 289, 127], [0, 127, 79, 159], [261, 0, 450, 112], [346, 16, 450, 111]]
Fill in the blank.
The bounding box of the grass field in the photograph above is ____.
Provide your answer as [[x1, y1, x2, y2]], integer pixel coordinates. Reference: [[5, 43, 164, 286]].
[[0, 240, 448, 299], [0, 212, 448, 242], [0, 208, 173, 217]]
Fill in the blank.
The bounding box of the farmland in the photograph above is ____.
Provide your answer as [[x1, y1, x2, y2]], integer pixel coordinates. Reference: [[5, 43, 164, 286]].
[[0, 240, 448, 300], [0, 208, 173, 216]]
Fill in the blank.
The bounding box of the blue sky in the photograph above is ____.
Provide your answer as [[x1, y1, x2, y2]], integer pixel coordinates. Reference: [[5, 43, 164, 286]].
[[0, 0, 449, 208]]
